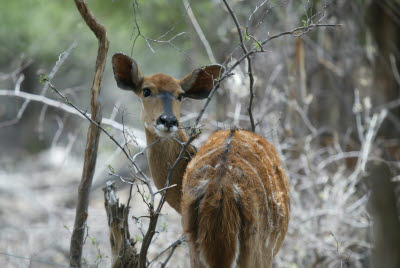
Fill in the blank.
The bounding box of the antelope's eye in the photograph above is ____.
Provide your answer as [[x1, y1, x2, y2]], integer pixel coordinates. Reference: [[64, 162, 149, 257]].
[[142, 88, 152, 97], [177, 93, 185, 101]]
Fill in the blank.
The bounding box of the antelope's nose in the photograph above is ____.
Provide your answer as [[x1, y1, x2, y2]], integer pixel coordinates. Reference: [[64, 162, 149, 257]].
[[157, 115, 178, 129]]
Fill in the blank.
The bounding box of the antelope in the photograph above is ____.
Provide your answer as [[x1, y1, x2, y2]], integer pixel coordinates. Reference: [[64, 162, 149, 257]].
[[112, 52, 222, 213], [112, 53, 290, 267]]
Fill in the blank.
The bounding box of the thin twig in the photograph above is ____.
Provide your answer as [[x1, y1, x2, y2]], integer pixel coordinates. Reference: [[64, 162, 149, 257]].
[[160, 235, 185, 267], [138, 131, 198, 267], [0, 75, 26, 128], [183, 0, 216, 62], [148, 235, 185, 266], [222, 0, 256, 131], [0, 252, 68, 268], [154, 184, 178, 195], [131, 0, 191, 58], [192, 23, 341, 130], [342, 108, 388, 203], [0, 89, 146, 146], [37, 41, 77, 136]]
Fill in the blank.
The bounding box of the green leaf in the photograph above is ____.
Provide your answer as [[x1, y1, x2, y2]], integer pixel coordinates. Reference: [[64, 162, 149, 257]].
[[63, 224, 70, 233], [107, 164, 116, 173], [134, 235, 143, 242], [253, 42, 261, 50], [244, 32, 250, 42], [39, 74, 48, 84], [160, 222, 168, 232]]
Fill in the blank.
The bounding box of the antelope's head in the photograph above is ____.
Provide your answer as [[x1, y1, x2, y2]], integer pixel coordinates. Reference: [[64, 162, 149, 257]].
[[112, 53, 224, 137]]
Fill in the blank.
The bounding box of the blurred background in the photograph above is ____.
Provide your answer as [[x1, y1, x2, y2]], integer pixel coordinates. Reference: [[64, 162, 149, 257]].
[[0, 0, 399, 267]]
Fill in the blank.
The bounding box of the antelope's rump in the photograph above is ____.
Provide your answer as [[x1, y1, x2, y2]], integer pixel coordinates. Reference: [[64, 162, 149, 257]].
[[182, 129, 290, 268]]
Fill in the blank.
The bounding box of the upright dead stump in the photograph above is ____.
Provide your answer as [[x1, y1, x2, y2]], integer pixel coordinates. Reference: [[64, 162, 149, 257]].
[[104, 181, 139, 268]]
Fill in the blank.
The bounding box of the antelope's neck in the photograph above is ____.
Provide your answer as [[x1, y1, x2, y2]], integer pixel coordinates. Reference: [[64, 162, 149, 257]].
[[144, 127, 190, 213]]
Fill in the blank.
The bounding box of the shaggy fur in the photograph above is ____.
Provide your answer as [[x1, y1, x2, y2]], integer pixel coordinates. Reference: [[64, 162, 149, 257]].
[[182, 130, 290, 268], [112, 53, 289, 266]]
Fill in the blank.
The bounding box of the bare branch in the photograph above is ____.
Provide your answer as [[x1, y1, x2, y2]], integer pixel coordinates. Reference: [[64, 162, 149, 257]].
[[0, 252, 68, 268], [248, 0, 269, 24], [342, 108, 388, 203], [373, 98, 400, 112], [69, 0, 109, 266], [222, 0, 256, 131], [0, 89, 146, 147], [160, 235, 185, 267], [0, 75, 26, 128], [191, 20, 340, 132], [148, 235, 185, 266], [154, 184, 178, 195], [44, 80, 151, 188], [131, 0, 191, 58], [390, 54, 400, 86], [137, 131, 198, 268], [183, 0, 216, 62], [37, 41, 77, 136]]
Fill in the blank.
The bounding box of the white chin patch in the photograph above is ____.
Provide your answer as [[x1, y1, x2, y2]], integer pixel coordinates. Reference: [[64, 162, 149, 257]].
[[154, 124, 178, 137]]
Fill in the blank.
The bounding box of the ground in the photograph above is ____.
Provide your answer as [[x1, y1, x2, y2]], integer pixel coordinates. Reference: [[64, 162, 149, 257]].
[[0, 147, 189, 268]]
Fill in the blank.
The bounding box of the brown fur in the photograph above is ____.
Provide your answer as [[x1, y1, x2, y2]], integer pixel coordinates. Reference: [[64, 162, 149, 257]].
[[139, 74, 197, 213], [180, 65, 225, 99], [111, 53, 289, 267], [112, 53, 223, 214], [144, 127, 196, 213], [182, 130, 290, 268]]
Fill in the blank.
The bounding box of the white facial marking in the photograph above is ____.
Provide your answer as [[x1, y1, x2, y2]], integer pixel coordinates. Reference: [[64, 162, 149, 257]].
[[154, 124, 178, 137], [156, 124, 167, 131]]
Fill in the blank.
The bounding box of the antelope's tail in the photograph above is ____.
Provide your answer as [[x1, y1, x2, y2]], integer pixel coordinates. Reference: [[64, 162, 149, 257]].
[[184, 179, 242, 268]]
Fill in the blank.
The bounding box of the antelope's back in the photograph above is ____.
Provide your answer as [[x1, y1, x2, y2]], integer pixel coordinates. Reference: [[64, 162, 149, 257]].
[[182, 129, 290, 266]]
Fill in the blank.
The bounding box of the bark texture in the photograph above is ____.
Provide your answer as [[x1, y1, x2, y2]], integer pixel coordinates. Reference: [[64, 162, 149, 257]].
[[104, 182, 139, 268], [69, 0, 109, 267]]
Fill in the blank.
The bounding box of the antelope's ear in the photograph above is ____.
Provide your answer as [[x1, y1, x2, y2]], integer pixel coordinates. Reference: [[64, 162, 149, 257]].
[[112, 53, 143, 92], [180, 65, 225, 99]]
